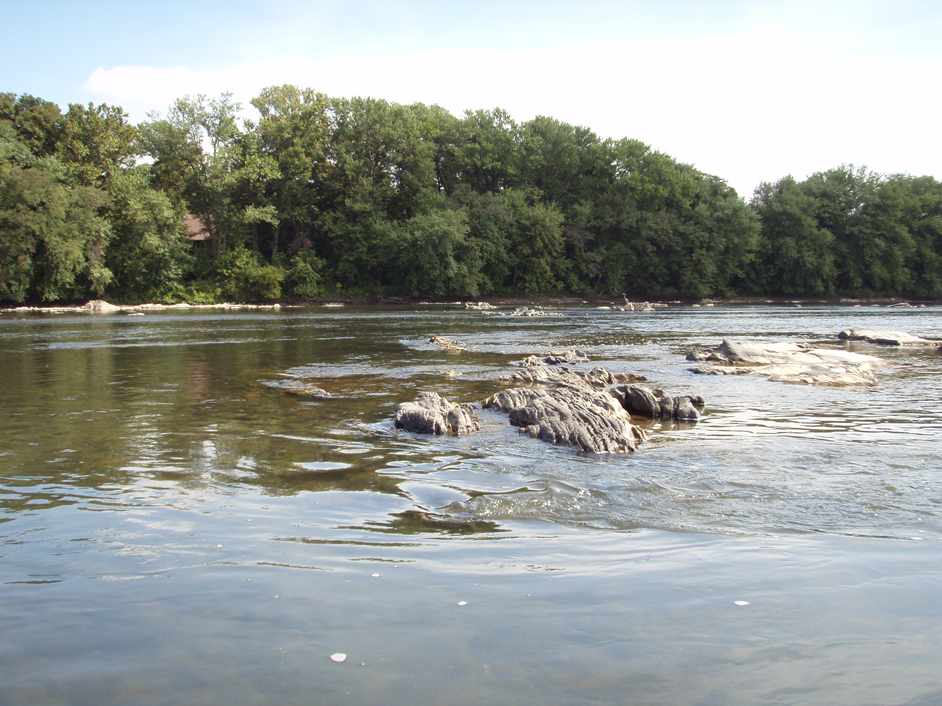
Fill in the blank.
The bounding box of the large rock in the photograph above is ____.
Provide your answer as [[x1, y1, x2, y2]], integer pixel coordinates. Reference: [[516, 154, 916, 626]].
[[837, 329, 934, 346], [395, 392, 480, 436], [483, 385, 645, 453], [686, 339, 883, 386], [611, 384, 704, 421]]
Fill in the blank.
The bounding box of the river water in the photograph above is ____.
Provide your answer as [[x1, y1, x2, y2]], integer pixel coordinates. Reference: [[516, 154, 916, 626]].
[[1, 304, 940, 706]]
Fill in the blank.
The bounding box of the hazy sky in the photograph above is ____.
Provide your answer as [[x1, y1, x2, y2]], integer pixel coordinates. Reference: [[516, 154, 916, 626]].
[[3, 0, 940, 196]]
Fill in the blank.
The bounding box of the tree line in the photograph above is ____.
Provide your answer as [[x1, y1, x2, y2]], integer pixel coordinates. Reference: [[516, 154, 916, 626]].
[[2, 87, 941, 304]]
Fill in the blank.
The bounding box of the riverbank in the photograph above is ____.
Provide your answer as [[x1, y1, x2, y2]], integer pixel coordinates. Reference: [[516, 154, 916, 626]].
[[2, 295, 938, 314]]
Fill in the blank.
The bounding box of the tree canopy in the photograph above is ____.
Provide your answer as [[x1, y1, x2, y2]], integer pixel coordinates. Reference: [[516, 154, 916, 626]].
[[2, 88, 941, 304]]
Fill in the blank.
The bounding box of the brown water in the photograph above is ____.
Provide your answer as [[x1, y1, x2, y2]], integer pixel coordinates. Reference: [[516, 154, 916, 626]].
[[1, 304, 941, 706]]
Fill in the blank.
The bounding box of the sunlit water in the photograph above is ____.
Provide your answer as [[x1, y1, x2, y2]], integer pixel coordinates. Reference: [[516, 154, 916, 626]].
[[1, 304, 941, 706]]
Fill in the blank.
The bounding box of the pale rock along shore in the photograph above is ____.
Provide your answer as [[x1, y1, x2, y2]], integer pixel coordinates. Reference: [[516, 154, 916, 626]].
[[2, 299, 283, 314]]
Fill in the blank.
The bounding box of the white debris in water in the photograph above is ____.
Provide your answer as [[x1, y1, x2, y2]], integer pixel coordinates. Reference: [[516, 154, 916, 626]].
[[216, 544, 223, 548], [330, 652, 347, 663], [456, 600, 468, 607], [733, 600, 750, 606], [371, 572, 381, 578]]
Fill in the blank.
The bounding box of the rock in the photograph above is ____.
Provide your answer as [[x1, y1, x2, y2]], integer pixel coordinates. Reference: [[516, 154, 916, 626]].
[[685, 339, 883, 386], [837, 329, 934, 346], [483, 385, 645, 453], [505, 306, 551, 318], [429, 336, 466, 352], [262, 379, 332, 399], [617, 295, 664, 312], [507, 364, 645, 387], [464, 301, 496, 311], [514, 350, 589, 367], [395, 392, 480, 436], [85, 300, 121, 313], [611, 384, 705, 421], [618, 297, 657, 312]]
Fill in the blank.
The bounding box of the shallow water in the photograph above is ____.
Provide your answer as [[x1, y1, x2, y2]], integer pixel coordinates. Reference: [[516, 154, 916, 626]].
[[1, 304, 941, 705]]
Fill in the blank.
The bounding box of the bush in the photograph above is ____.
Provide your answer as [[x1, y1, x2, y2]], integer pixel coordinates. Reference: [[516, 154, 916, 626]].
[[285, 251, 325, 300], [217, 246, 285, 302]]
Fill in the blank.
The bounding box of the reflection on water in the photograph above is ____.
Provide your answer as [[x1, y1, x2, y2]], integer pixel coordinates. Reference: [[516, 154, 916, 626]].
[[1, 305, 942, 705]]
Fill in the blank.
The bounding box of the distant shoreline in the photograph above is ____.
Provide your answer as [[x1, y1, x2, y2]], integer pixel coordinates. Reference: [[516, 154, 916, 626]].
[[1, 296, 938, 314]]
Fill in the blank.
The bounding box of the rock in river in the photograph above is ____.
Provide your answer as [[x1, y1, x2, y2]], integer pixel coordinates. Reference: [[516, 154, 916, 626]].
[[514, 350, 589, 366], [837, 329, 935, 346], [686, 339, 883, 386], [429, 336, 466, 352], [484, 385, 646, 453], [611, 384, 705, 421], [395, 392, 480, 436]]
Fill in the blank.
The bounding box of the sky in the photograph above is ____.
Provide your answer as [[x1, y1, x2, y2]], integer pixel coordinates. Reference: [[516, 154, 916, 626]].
[[2, 0, 941, 197]]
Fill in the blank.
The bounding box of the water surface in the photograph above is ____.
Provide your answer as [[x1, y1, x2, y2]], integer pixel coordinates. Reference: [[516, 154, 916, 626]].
[[1, 304, 941, 705]]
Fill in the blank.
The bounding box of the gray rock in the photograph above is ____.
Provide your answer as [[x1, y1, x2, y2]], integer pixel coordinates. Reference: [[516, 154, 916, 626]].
[[484, 385, 645, 453], [611, 384, 705, 421], [684, 339, 883, 386], [837, 328, 934, 346], [395, 392, 480, 436]]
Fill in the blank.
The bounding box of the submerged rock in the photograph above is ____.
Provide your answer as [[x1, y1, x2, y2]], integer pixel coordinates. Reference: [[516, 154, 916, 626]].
[[505, 306, 552, 318], [484, 385, 645, 453], [611, 384, 705, 421], [686, 339, 883, 386], [837, 329, 935, 346], [262, 378, 332, 399], [395, 392, 480, 436], [463, 301, 496, 311], [429, 335, 466, 352]]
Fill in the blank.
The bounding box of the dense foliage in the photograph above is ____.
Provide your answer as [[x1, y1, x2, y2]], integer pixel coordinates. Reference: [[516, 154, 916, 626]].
[[2, 88, 942, 303]]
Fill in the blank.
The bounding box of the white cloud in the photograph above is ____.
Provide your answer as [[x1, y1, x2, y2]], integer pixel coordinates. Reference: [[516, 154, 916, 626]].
[[85, 26, 942, 197]]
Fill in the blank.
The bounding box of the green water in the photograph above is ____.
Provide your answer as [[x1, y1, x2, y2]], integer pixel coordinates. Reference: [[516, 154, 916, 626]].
[[1, 305, 941, 705]]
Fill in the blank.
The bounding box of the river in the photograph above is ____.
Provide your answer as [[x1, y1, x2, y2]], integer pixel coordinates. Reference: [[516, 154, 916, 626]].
[[1, 304, 940, 706]]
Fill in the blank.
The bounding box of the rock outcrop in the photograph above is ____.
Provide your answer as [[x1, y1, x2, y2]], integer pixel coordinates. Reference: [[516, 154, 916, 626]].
[[395, 392, 480, 436], [837, 329, 935, 346], [484, 385, 645, 453], [611, 384, 705, 421], [686, 339, 883, 386]]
